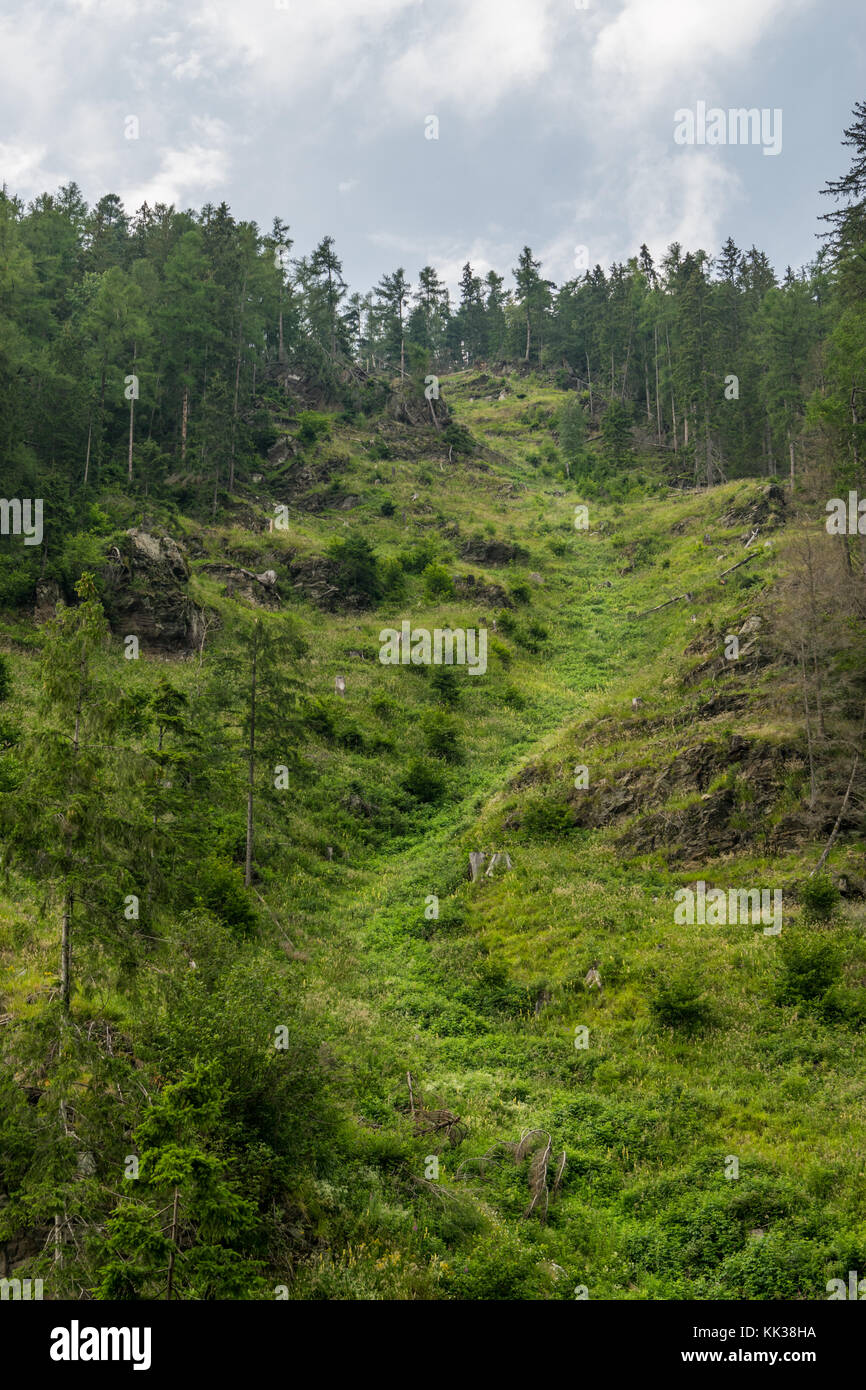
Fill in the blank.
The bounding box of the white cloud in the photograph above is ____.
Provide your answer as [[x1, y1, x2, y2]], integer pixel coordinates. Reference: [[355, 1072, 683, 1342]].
[[0, 142, 50, 187], [120, 139, 230, 210], [382, 0, 559, 117], [592, 0, 810, 105]]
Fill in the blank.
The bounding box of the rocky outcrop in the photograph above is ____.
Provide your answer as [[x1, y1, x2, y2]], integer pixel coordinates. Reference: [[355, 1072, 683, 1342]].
[[454, 574, 513, 607], [33, 579, 61, 623], [199, 563, 281, 609], [560, 734, 862, 862], [460, 537, 529, 566], [102, 529, 206, 652]]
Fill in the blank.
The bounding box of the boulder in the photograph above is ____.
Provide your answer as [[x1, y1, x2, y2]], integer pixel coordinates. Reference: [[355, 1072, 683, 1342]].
[[102, 530, 205, 653]]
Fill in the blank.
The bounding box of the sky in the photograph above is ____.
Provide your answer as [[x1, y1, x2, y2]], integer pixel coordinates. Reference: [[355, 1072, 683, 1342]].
[[0, 0, 864, 296]]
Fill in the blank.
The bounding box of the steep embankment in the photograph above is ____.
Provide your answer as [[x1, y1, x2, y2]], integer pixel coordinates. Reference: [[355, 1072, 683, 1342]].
[[1, 369, 864, 1300]]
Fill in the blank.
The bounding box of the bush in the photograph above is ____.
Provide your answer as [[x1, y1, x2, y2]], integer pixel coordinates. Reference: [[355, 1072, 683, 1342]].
[[195, 858, 258, 937], [800, 873, 841, 923], [422, 562, 454, 599], [0, 654, 11, 703], [521, 794, 573, 837], [430, 666, 462, 706], [380, 498, 396, 517], [650, 968, 715, 1033], [775, 931, 842, 1006], [398, 538, 439, 574], [380, 556, 406, 599], [402, 756, 448, 804], [296, 410, 331, 445], [328, 534, 383, 603], [443, 1231, 541, 1300], [442, 420, 475, 457], [423, 711, 464, 763]]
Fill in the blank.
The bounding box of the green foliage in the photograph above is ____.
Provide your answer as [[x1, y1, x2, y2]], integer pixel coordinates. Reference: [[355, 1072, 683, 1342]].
[[430, 666, 462, 706], [0, 654, 10, 703], [650, 968, 716, 1034], [775, 931, 843, 1006], [521, 793, 573, 837], [799, 873, 841, 923], [423, 710, 464, 763], [422, 562, 454, 599], [601, 400, 634, 467], [328, 533, 383, 603], [194, 857, 258, 937], [402, 755, 448, 803], [296, 410, 332, 445]]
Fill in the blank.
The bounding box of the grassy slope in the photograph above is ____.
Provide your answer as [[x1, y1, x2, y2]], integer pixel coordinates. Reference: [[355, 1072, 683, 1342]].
[[2, 369, 865, 1300]]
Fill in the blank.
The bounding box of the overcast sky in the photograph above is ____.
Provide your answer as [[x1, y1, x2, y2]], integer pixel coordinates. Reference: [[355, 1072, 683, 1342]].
[[1, 0, 863, 295]]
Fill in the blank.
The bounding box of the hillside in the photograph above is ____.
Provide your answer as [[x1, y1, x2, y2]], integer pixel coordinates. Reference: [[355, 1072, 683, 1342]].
[[2, 367, 865, 1302]]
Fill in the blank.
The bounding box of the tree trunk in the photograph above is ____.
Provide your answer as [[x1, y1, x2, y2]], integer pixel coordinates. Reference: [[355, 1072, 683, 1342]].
[[654, 324, 662, 444], [664, 325, 677, 452], [585, 352, 593, 416], [244, 631, 257, 888], [798, 642, 817, 811], [230, 274, 248, 492], [166, 1186, 180, 1300], [181, 385, 189, 464], [127, 343, 136, 485], [60, 888, 73, 1016], [83, 411, 93, 489]]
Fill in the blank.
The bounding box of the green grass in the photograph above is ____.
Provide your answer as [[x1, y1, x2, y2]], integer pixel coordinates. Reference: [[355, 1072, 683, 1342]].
[[1, 370, 864, 1301]]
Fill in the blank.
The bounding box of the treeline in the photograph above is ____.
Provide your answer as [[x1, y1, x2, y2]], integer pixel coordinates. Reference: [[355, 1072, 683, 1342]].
[[0, 103, 864, 510]]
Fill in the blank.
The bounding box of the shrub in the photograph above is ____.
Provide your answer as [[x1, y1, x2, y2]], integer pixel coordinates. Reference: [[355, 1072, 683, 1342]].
[[296, 410, 331, 445], [800, 873, 841, 923], [398, 538, 439, 574], [0, 654, 11, 703], [443, 1230, 541, 1300], [650, 968, 715, 1033], [403, 756, 448, 803], [380, 556, 406, 599], [195, 858, 258, 937], [442, 420, 475, 456], [430, 666, 462, 706], [328, 534, 383, 603], [522, 794, 573, 837], [422, 562, 454, 599], [775, 931, 842, 1006], [380, 498, 396, 517], [423, 711, 464, 763]]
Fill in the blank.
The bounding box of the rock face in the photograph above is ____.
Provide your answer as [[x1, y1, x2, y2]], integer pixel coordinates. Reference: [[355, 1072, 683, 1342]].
[[566, 734, 862, 862], [454, 574, 512, 608], [33, 579, 61, 623], [102, 529, 206, 652], [199, 563, 281, 609], [460, 537, 529, 566]]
